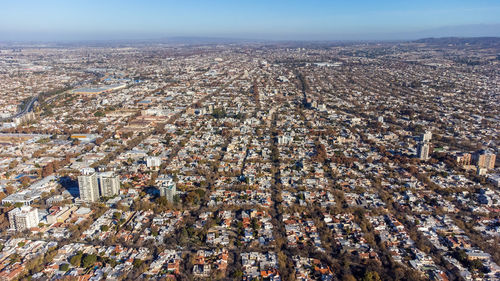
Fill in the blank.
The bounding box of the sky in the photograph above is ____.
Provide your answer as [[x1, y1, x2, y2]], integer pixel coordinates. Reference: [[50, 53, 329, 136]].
[[0, 0, 499, 41]]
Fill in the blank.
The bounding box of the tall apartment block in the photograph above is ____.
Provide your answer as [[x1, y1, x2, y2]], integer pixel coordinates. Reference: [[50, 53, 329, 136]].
[[473, 150, 496, 170], [8, 206, 39, 231], [97, 171, 120, 197], [78, 168, 100, 202]]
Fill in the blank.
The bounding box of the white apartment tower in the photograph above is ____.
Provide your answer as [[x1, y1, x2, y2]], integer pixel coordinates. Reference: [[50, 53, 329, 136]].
[[157, 175, 176, 202], [8, 206, 39, 231], [417, 142, 431, 161], [416, 131, 432, 161], [146, 156, 161, 170], [78, 168, 99, 202], [422, 131, 432, 142], [97, 172, 120, 197]]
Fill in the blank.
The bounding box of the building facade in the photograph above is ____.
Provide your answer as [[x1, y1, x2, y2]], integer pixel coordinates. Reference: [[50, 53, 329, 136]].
[[78, 168, 99, 202], [8, 206, 39, 231], [97, 172, 120, 197], [422, 131, 432, 142], [417, 143, 430, 161], [157, 175, 176, 202], [146, 156, 161, 169], [473, 150, 496, 170]]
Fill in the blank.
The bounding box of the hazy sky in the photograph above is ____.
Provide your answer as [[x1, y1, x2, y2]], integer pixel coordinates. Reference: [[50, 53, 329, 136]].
[[1, 0, 499, 41]]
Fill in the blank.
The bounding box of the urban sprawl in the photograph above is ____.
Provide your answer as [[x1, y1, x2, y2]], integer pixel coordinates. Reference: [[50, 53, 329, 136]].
[[0, 38, 498, 281]]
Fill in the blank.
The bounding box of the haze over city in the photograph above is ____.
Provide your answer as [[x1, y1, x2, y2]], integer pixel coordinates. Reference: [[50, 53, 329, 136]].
[[1, 0, 500, 41]]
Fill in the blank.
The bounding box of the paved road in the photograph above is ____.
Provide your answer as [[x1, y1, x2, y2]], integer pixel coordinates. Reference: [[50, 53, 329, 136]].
[[0, 96, 38, 122], [14, 96, 38, 118], [1, 72, 103, 122]]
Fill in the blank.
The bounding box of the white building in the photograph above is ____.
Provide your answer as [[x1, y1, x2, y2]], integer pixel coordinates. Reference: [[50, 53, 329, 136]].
[[78, 168, 99, 202], [97, 172, 120, 197], [157, 175, 176, 202], [8, 206, 39, 231], [417, 143, 431, 161], [146, 156, 162, 169], [422, 131, 432, 142]]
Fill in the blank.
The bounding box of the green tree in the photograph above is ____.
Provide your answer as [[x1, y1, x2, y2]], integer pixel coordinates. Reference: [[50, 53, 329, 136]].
[[82, 254, 97, 268], [233, 270, 243, 279], [94, 111, 105, 117], [362, 271, 381, 281], [70, 252, 83, 267], [211, 108, 227, 119], [112, 212, 122, 220], [133, 259, 143, 268], [470, 259, 484, 271]]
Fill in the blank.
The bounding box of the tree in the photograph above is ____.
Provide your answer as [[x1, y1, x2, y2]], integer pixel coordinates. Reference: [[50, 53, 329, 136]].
[[112, 212, 122, 220], [82, 254, 97, 268], [8, 160, 18, 169], [470, 259, 484, 271], [133, 259, 143, 269], [211, 108, 227, 119], [362, 271, 381, 281], [95, 137, 105, 146], [4, 186, 14, 195], [94, 111, 105, 117], [70, 252, 83, 267], [42, 162, 55, 178], [233, 269, 243, 279], [59, 263, 70, 271], [20, 176, 31, 187]]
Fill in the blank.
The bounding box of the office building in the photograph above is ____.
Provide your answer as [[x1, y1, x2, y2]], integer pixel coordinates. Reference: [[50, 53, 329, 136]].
[[456, 153, 472, 166]]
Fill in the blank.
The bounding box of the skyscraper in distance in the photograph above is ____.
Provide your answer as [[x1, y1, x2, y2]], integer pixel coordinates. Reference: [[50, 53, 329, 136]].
[[417, 142, 430, 161]]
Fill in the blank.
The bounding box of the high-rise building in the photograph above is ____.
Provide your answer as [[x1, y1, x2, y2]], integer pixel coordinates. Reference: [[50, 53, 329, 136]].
[[8, 206, 39, 231], [78, 168, 99, 202], [146, 156, 161, 170], [473, 150, 496, 170], [417, 143, 430, 161], [97, 172, 120, 197], [416, 131, 432, 161], [456, 153, 472, 166], [422, 131, 432, 142], [157, 175, 176, 202]]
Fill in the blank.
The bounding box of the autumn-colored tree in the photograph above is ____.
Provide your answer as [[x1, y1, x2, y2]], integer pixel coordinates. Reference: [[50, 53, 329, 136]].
[[20, 176, 31, 187], [4, 186, 14, 195], [42, 163, 54, 178], [95, 137, 105, 146]]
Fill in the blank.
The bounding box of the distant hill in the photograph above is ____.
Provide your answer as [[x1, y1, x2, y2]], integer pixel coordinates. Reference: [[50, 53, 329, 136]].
[[413, 37, 500, 47]]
